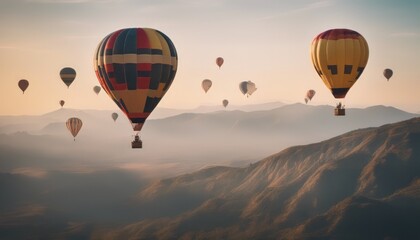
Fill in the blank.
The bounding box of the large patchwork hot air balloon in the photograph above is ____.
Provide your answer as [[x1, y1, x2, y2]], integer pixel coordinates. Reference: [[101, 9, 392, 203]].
[[94, 28, 178, 148], [202, 79, 212, 93], [311, 28, 369, 116], [18, 79, 29, 94], [60, 67, 76, 88], [66, 117, 82, 141]]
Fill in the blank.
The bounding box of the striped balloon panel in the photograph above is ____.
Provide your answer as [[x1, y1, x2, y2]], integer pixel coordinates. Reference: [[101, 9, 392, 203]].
[[66, 117, 83, 138], [94, 28, 177, 131], [60, 67, 76, 87], [311, 29, 369, 98]]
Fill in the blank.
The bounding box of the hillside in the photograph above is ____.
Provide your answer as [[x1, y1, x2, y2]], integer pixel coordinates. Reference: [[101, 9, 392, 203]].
[[94, 117, 420, 240]]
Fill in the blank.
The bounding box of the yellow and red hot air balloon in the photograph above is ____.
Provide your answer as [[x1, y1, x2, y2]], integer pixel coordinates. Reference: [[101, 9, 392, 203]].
[[18, 79, 29, 94], [94, 28, 178, 148], [311, 28, 369, 116]]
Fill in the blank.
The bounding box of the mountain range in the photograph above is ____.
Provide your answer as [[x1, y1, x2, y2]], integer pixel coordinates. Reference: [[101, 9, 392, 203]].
[[1, 116, 418, 239], [0, 104, 418, 177], [92, 117, 420, 240]]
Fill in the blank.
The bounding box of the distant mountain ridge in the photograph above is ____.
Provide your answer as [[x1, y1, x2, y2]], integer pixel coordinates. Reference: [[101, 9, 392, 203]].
[[0, 104, 418, 173], [94, 117, 420, 240]]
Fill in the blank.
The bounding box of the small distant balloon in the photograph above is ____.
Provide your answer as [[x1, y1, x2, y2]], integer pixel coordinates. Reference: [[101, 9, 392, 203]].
[[59, 100, 65, 107], [93, 85, 101, 95], [383, 68, 393, 81], [216, 57, 224, 69], [202, 79, 212, 93], [66, 117, 82, 141], [18, 79, 29, 94], [222, 99, 229, 108], [60, 67, 76, 88], [112, 112, 118, 122], [239, 81, 257, 97], [304, 98, 308, 104], [306, 89, 316, 101]]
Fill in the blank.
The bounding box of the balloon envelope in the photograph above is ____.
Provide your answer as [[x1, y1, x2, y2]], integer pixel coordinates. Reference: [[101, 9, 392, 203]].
[[59, 100, 65, 107], [93, 85, 101, 95], [216, 57, 224, 68], [66, 117, 82, 139], [222, 99, 229, 108], [246, 81, 257, 95], [94, 28, 178, 133], [306, 89, 316, 100], [112, 112, 118, 122], [239, 81, 257, 96], [202, 79, 212, 93], [18, 79, 29, 93], [239, 81, 248, 95], [60, 67, 76, 88], [383, 68, 393, 81], [311, 29, 369, 99]]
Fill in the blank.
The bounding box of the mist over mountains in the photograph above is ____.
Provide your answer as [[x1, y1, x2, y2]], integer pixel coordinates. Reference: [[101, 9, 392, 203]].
[[1, 112, 419, 239], [0, 103, 418, 177]]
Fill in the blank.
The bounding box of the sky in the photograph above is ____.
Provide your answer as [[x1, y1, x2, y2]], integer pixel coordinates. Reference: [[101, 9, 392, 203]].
[[0, 0, 419, 115]]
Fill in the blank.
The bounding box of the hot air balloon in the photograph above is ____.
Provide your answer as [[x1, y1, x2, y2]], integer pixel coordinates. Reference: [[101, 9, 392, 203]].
[[311, 29, 369, 116], [66, 117, 82, 141], [304, 98, 308, 104], [239, 81, 257, 97], [306, 89, 316, 101], [239, 81, 248, 95], [202, 79, 212, 93], [18, 79, 29, 94], [60, 67, 76, 88], [93, 85, 101, 95], [383, 68, 393, 81], [94, 28, 178, 148], [112, 112, 118, 122], [222, 99, 229, 108], [216, 57, 224, 69], [59, 100, 65, 107]]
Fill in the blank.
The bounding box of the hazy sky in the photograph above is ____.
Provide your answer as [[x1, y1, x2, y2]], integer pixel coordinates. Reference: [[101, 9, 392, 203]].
[[1, 0, 419, 115]]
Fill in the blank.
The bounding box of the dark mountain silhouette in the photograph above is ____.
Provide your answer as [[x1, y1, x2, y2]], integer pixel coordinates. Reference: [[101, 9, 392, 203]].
[[90, 117, 420, 240]]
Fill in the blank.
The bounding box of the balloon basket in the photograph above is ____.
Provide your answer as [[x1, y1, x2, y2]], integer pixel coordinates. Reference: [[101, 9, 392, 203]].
[[334, 108, 345, 116], [132, 136, 142, 149]]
